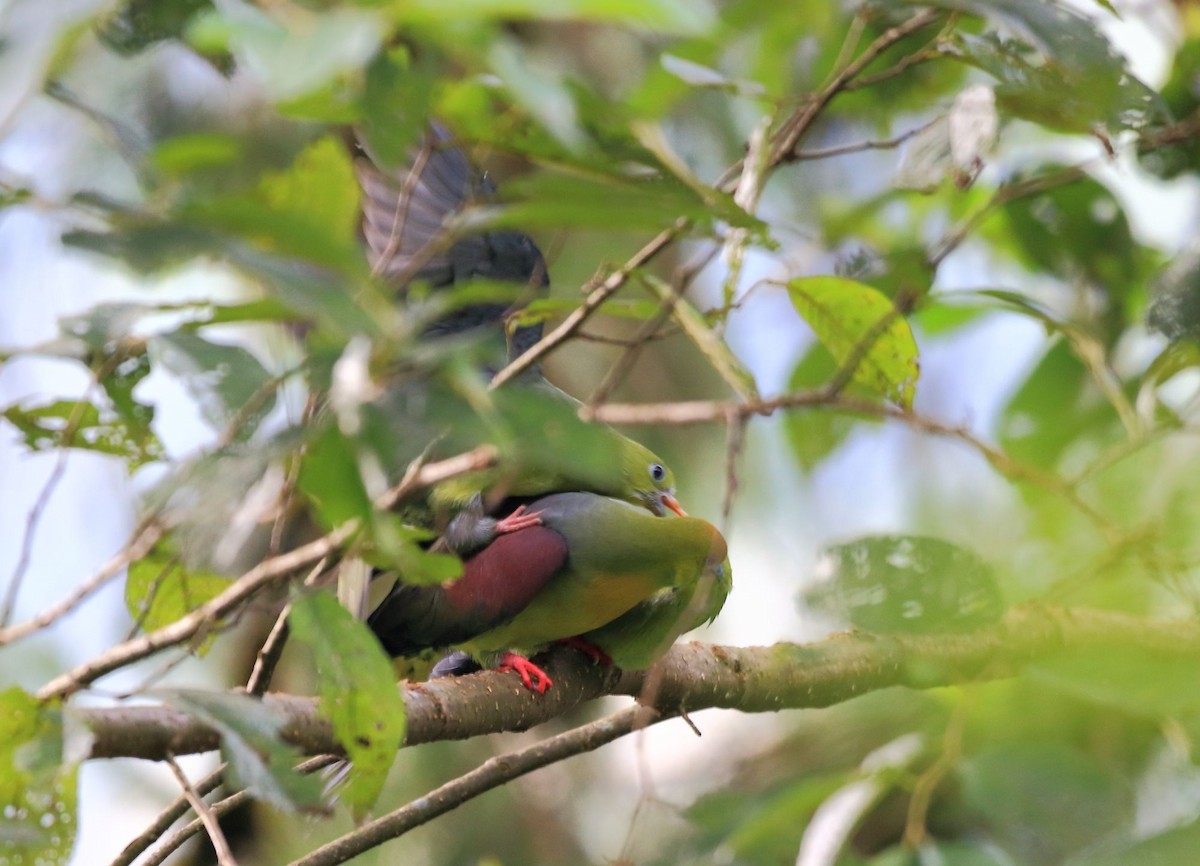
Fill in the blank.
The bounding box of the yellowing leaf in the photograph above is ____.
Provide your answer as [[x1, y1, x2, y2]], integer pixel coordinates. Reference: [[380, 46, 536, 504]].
[[787, 276, 919, 408]]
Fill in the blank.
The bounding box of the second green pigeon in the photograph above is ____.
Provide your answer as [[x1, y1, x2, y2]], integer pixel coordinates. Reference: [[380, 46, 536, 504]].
[[368, 491, 730, 692]]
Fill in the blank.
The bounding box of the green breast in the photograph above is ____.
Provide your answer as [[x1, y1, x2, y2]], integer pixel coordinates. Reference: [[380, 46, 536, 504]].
[[462, 565, 665, 654]]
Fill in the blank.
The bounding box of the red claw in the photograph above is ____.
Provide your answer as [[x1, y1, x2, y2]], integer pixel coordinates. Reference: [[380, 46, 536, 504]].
[[496, 652, 554, 694], [494, 505, 544, 535], [559, 636, 613, 667]]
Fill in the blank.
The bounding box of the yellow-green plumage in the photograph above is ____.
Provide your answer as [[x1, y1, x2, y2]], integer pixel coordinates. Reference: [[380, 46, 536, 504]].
[[430, 427, 678, 516], [459, 494, 722, 659], [367, 493, 728, 676], [582, 555, 732, 670]]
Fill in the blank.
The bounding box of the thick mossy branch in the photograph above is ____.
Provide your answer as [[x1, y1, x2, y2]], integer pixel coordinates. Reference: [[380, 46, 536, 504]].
[[80, 605, 1200, 762]]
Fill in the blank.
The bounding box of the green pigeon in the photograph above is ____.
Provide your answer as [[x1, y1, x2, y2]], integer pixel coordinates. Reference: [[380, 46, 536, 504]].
[[367, 492, 729, 692], [355, 122, 684, 551], [430, 429, 685, 554]]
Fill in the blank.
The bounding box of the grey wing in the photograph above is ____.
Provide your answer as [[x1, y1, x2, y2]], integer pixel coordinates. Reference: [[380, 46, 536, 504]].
[[355, 122, 547, 358], [357, 123, 478, 286]]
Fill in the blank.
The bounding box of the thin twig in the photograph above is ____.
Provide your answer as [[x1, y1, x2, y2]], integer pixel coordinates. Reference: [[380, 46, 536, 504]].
[[289, 705, 668, 866], [246, 556, 330, 695], [771, 10, 943, 164], [37, 447, 497, 700], [369, 135, 433, 281], [583, 393, 1120, 540], [791, 118, 938, 161], [165, 754, 238, 866], [138, 756, 337, 866], [721, 410, 747, 532], [489, 223, 684, 388], [491, 9, 942, 391], [587, 290, 679, 408], [0, 518, 164, 646], [113, 558, 331, 866], [0, 449, 71, 625], [903, 701, 966, 847], [2, 347, 146, 628], [110, 764, 228, 866]]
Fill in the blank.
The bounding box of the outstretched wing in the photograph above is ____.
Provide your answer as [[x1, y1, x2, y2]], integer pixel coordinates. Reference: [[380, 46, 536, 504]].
[[353, 123, 548, 355]]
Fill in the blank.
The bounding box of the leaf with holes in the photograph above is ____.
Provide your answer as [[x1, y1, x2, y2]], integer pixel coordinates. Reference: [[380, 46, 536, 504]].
[[807, 535, 1004, 634], [2, 399, 163, 467], [787, 277, 919, 408], [0, 688, 80, 866], [289, 591, 406, 819]]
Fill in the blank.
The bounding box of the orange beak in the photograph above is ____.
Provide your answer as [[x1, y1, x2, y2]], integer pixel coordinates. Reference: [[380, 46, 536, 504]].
[[662, 493, 687, 517]]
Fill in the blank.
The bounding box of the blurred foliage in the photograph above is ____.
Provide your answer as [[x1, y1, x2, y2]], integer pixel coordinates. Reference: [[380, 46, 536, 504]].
[[2, 0, 1200, 864], [0, 689, 78, 866], [808, 535, 1004, 633], [288, 590, 407, 818]]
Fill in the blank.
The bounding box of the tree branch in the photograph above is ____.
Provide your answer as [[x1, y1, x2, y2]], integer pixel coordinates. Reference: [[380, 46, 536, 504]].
[[36, 447, 497, 700], [291, 705, 668, 866], [78, 605, 1200, 762], [164, 755, 236, 866], [582, 393, 1121, 539]]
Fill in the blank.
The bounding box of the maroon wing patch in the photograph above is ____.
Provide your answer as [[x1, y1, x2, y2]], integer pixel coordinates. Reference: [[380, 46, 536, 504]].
[[444, 526, 568, 625]]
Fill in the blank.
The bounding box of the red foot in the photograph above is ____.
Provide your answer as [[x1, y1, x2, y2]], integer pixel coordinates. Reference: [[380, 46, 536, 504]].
[[494, 505, 544, 535], [496, 652, 553, 694], [559, 636, 613, 667]]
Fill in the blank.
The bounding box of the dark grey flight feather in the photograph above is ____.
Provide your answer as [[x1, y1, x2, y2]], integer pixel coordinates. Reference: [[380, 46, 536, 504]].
[[354, 122, 548, 359]]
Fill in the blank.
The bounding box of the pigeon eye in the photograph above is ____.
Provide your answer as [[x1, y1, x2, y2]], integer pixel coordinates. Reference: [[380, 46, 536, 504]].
[[649, 463, 666, 483]]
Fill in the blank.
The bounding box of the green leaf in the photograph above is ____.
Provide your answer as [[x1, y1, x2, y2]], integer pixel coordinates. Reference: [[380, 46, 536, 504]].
[[151, 132, 244, 176], [99, 0, 214, 55], [288, 591, 407, 818], [895, 0, 1170, 134], [186, 3, 383, 105], [357, 47, 431, 166], [150, 331, 276, 436], [1139, 39, 1200, 180], [1029, 646, 1200, 721], [783, 343, 858, 470], [997, 340, 1122, 470], [368, 516, 464, 586], [258, 136, 361, 259], [1072, 818, 1200, 866], [912, 299, 988, 335], [1002, 173, 1152, 330], [787, 276, 920, 408], [392, 0, 716, 35], [645, 275, 758, 399], [124, 548, 230, 653], [474, 169, 763, 234], [960, 742, 1131, 863], [183, 298, 299, 328], [298, 423, 373, 530], [2, 399, 163, 467], [807, 535, 1004, 635], [1147, 239, 1200, 342], [0, 688, 79, 866], [489, 35, 585, 150], [155, 689, 326, 813], [511, 297, 662, 327], [687, 773, 848, 865]]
